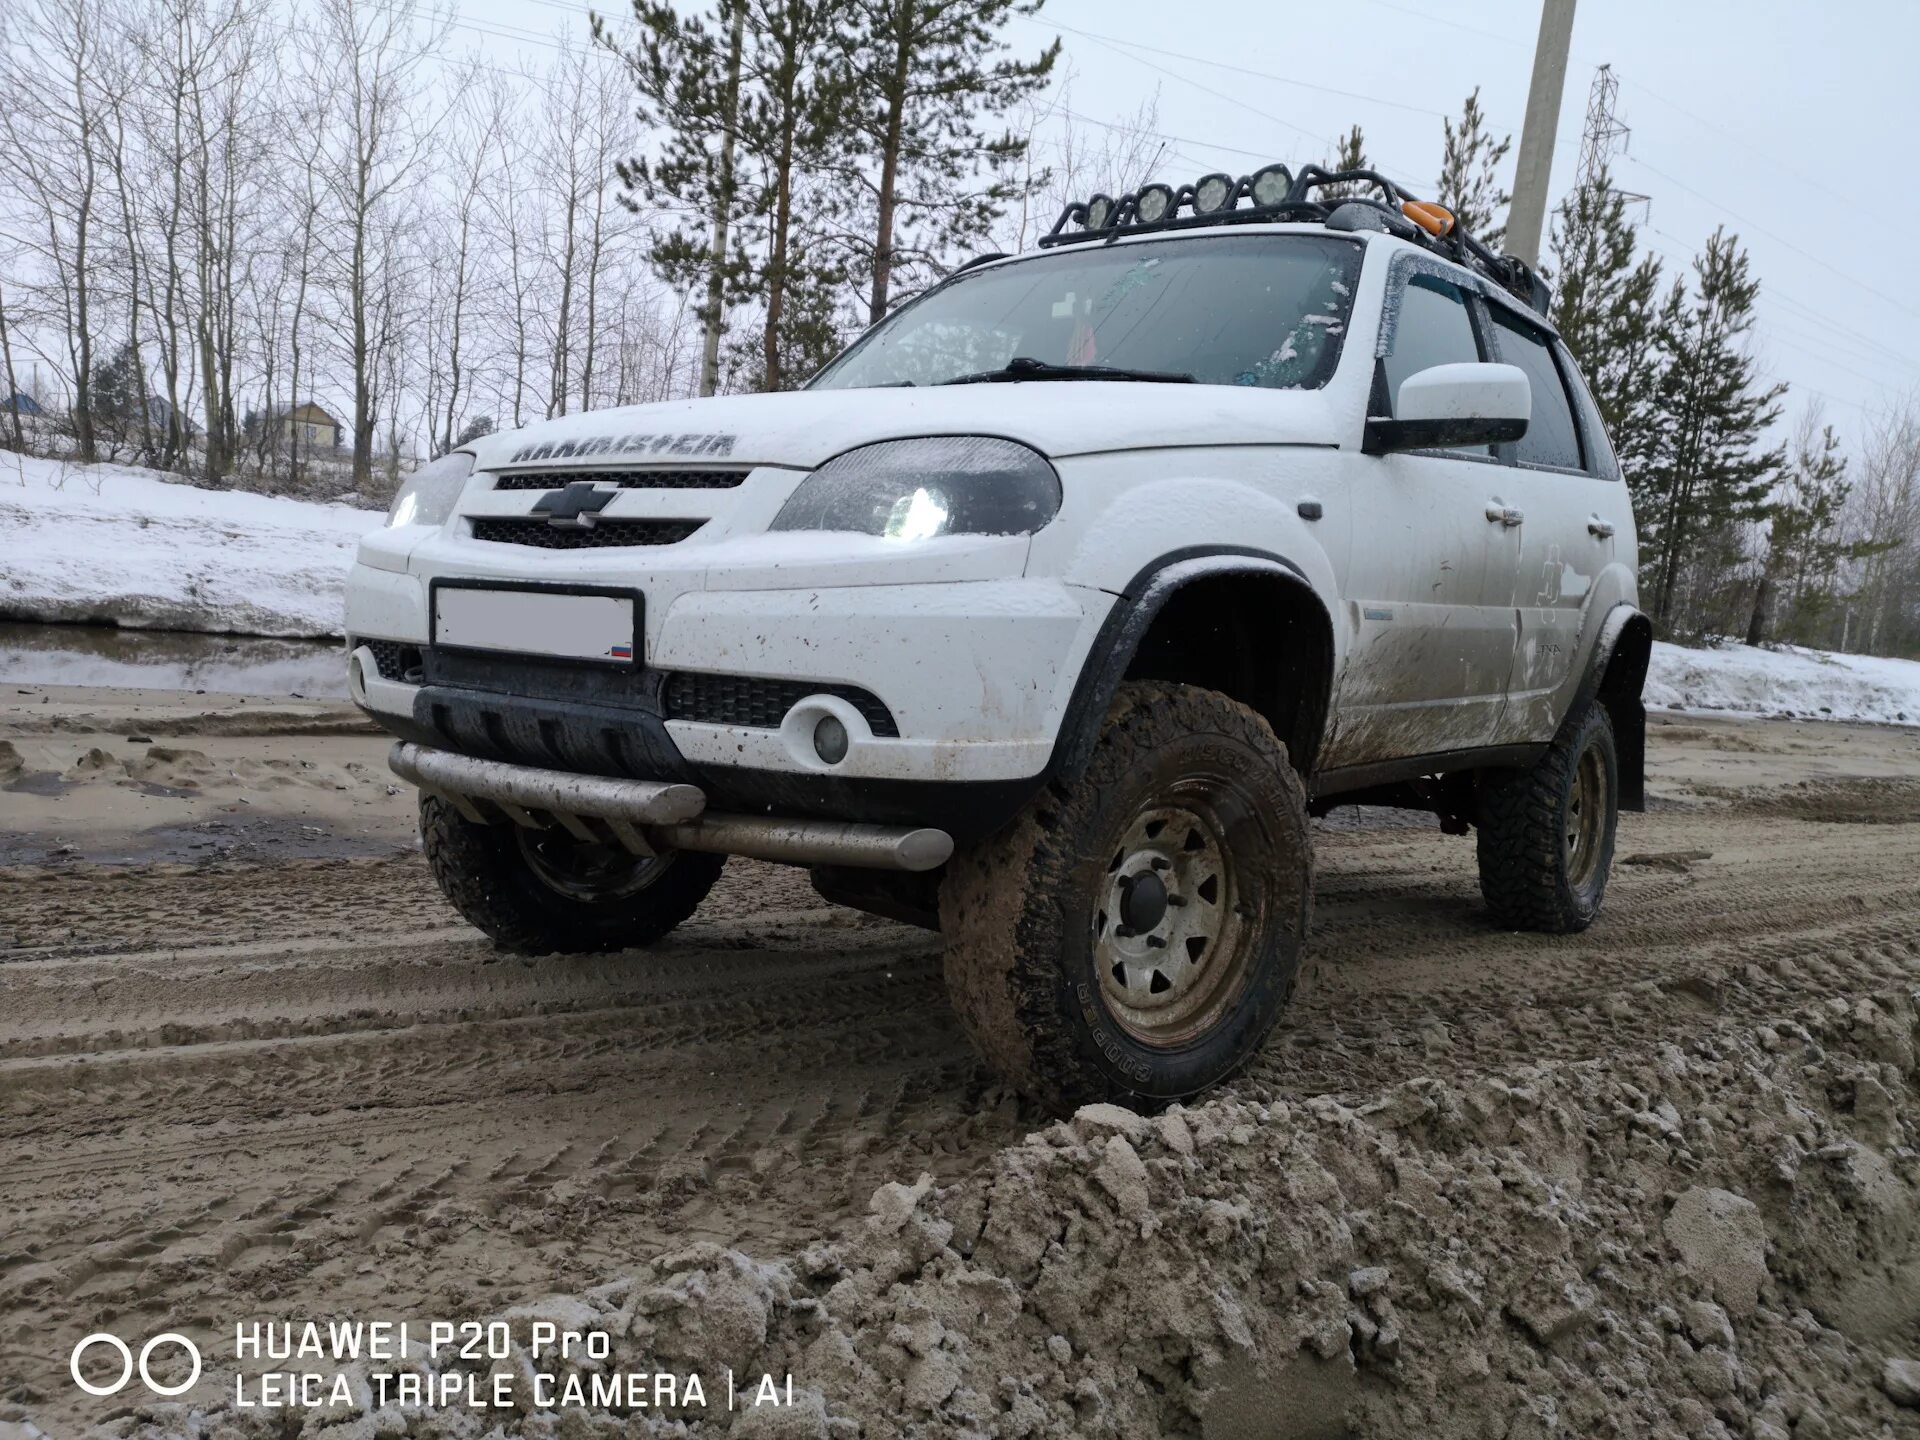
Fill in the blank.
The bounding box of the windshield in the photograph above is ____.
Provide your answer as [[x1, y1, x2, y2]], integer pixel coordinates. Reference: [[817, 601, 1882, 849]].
[[813, 233, 1363, 391]]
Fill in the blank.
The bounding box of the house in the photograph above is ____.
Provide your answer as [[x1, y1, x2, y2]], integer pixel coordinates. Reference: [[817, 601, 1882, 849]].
[[2, 391, 42, 417], [144, 394, 197, 438], [279, 401, 343, 449]]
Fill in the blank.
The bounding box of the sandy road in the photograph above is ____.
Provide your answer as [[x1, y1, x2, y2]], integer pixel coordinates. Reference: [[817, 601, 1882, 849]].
[[2, 691, 1918, 1424]]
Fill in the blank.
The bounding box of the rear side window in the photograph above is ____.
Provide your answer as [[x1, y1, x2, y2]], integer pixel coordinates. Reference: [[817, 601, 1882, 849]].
[[1489, 308, 1583, 471], [1382, 275, 1481, 412], [1560, 349, 1620, 479]]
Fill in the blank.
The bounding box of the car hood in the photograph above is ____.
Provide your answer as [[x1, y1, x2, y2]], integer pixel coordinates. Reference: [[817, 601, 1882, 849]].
[[466, 384, 1345, 471]]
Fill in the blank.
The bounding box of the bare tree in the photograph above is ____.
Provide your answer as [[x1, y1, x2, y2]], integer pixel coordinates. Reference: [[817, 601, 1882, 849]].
[[1846, 394, 1920, 656], [0, 274, 25, 451], [311, 0, 441, 491], [423, 63, 502, 454], [0, 0, 107, 458]]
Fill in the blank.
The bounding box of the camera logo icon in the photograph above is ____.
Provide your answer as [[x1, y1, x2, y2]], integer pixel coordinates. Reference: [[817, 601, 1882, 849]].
[[70, 1332, 202, 1397]]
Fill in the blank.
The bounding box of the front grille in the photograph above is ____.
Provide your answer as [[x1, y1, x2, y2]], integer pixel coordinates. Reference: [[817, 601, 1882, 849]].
[[492, 468, 750, 491], [359, 638, 422, 682], [664, 672, 899, 737], [470, 517, 705, 548]]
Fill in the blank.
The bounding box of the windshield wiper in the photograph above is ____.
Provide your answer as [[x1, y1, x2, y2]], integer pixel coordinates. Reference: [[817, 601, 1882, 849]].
[[938, 355, 1194, 385]]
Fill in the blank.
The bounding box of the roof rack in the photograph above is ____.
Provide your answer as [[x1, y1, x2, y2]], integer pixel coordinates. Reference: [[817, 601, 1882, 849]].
[[1039, 163, 1551, 317]]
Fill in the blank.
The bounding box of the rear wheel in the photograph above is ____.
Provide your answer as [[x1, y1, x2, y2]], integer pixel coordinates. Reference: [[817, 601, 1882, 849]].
[[420, 795, 724, 954], [1476, 703, 1618, 933], [940, 682, 1313, 1111]]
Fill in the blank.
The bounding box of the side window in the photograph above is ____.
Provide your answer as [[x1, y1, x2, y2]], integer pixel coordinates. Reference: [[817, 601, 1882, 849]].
[[1381, 275, 1482, 414], [1560, 347, 1620, 479], [1488, 308, 1583, 471]]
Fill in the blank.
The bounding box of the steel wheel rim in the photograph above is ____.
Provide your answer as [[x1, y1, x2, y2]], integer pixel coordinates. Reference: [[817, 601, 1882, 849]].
[[1092, 779, 1274, 1048], [517, 828, 672, 903], [1565, 744, 1608, 890]]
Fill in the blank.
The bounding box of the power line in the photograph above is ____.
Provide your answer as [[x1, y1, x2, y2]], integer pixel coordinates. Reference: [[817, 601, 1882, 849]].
[[1624, 153, 1920, 325], [1643, 226, 1919, 376], [1021, 15, 1448, 120], [1016, 19, 1432, 193]]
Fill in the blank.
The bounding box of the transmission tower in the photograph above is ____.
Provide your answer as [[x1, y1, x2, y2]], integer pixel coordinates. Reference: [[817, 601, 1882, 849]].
[[1576, 64, 1650, 221]]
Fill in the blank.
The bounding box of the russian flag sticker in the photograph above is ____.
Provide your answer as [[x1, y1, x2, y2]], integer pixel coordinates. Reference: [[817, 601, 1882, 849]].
[[609, 643, 633, 660]]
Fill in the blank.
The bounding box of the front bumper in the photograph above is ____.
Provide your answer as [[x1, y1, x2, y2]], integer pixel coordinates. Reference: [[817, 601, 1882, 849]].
[[346, 564, 1110, 841], [390, 742, 954, 871]]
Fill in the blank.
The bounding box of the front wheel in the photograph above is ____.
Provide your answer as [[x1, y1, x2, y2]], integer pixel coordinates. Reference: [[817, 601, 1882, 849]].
[[420, 795, 725, 954], [940, 682, 1314, 1111], [1476, 703, 1619, 933]]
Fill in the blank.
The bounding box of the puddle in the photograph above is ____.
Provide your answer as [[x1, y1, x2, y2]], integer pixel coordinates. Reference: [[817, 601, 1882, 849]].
[[0, 622, 344, 697]]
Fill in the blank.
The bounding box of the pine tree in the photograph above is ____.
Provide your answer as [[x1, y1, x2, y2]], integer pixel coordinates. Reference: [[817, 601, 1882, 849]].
[[1434, 87, 1511, 246], [1319, 125, 1369, 199], [1749, 409, 1884, 645], [89, 340, 144, 455], [738, 0, 857, 391], [838, 0, 1057, 326], [455, 414, 495, 446], [1638, 227, 1787, 631], [1548, 163, 1664, 478], [595, 0, 755, 397], [599, 0, 855, 393]]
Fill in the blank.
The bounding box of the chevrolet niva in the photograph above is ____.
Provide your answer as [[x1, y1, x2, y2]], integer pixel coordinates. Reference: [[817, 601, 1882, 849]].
[[348, 163, 1649, 1110]]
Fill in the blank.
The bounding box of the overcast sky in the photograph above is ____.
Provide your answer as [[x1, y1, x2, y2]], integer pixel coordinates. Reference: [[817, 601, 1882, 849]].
[[466, 0, 1920, 435]]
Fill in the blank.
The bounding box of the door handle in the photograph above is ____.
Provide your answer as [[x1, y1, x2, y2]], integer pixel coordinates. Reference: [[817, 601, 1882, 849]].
[[1587, 515, 1616, 539], [1485, 500, 1524, 527]]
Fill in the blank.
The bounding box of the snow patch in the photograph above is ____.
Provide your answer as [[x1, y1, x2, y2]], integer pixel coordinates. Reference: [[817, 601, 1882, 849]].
[[0, 452, 377, 638], [1647, 639, 1920, 727]]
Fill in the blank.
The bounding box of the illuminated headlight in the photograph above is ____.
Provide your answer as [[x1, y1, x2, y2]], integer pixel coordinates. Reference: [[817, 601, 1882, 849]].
[[769, 437, 1061, 540], [1194, 172, 1235, 214], [1250, 163, 1293, 208], [385, 450, 476, 528], [1135, 183, 1174, 223]]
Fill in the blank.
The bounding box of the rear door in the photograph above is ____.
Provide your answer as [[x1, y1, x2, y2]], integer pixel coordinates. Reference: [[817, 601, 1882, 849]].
[[1479, 305, 1620, 744], [1323, 271, 1522, 769]]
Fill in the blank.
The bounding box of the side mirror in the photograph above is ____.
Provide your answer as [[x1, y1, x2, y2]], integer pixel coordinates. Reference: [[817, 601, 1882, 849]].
[[1362, 361, 1530, 456]]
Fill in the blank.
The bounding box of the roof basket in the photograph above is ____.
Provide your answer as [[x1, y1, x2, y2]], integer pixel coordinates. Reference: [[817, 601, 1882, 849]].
[[1040, 163, 1552, 316]]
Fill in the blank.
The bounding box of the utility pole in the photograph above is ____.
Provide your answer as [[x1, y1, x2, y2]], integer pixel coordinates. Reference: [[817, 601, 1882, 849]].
[[1506, 0, 1577, 268]]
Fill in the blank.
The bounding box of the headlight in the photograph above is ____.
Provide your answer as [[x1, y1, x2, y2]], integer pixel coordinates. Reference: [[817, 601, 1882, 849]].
[[385, 451, 475, 528], [770, 437, 1061, 540]]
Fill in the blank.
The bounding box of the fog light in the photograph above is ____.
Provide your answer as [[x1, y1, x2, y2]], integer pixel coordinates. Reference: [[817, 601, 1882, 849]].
[[813, 714, 849, 765]]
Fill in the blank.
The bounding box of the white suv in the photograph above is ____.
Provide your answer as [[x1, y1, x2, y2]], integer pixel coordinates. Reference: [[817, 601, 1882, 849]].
[[347, 164, 1649, 1109]]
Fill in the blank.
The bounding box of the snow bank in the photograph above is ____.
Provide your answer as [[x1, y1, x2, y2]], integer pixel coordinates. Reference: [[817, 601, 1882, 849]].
[[1647, 639, 1920, 727], [0, 452, 376, 638], [6, 448, 1919, 723]]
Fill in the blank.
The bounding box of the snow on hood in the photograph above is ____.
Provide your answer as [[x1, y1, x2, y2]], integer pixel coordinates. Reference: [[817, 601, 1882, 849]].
[[465, 384, 1344, 471]]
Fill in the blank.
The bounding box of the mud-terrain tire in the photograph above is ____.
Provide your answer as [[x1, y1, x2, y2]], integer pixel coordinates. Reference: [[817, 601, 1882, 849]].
[[1476, 703, 1618, 933], [420, 795, 724, 954], [940, 681, 1313, 1111]]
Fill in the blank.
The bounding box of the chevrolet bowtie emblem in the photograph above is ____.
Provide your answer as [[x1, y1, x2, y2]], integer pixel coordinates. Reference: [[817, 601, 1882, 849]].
[[531, 480, 618, 529]]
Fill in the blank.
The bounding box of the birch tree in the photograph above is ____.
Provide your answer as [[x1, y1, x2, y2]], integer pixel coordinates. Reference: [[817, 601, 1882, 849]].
[[311, 0, 440, 490]]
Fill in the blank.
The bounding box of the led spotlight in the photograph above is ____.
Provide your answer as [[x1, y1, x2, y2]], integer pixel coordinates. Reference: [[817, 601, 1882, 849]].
[[1193, 172, 1234, 214], [1134, 183, 1174, 224], [1084, 193, 1115, 230], [1249, 163, 1293, 208]]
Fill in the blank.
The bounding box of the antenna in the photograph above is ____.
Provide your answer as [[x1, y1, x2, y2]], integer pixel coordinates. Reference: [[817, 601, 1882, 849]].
[[1578, 64, 1650, 222]]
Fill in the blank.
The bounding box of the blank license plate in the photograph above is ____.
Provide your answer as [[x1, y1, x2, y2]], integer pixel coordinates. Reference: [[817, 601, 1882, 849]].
[[434, 587, 636, 663]]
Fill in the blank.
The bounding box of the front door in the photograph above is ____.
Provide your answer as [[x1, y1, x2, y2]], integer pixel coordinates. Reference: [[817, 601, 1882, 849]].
[[1323, 272, 1521, 769]]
